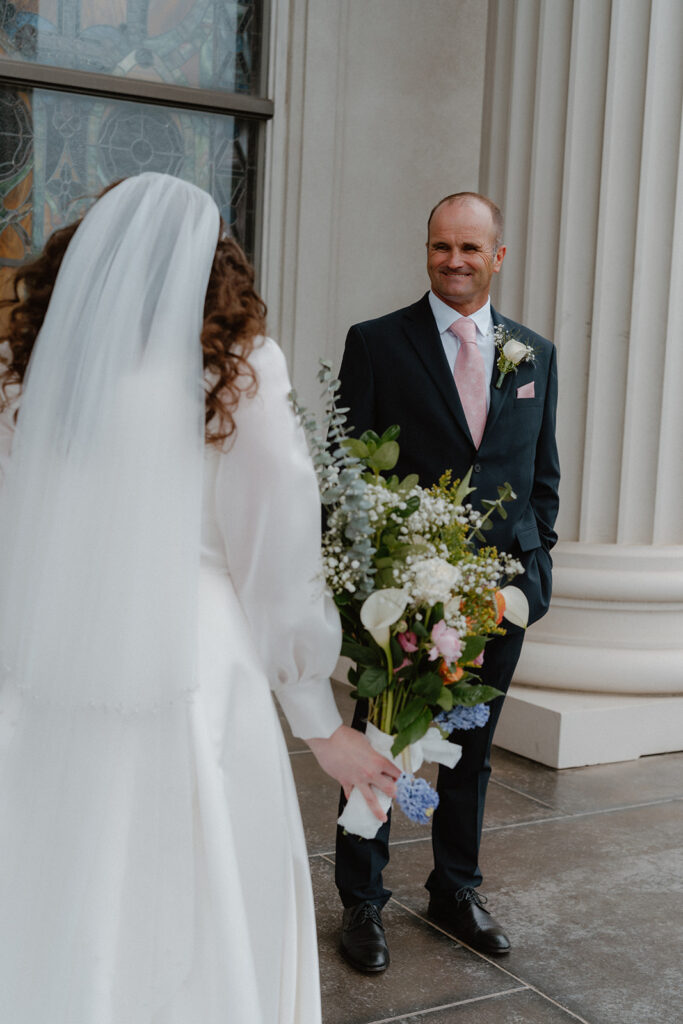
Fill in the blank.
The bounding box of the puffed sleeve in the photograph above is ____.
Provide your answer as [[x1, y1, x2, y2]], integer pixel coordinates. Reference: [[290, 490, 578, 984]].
[[214, 337, 343, 739]]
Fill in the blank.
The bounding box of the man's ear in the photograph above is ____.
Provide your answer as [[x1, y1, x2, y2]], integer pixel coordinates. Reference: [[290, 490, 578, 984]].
[[492, 245, 507, 274]]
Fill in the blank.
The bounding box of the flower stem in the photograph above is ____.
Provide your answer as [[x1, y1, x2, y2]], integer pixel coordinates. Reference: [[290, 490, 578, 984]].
[[495, 370, 506, 389], [381, 688, 394, 733]]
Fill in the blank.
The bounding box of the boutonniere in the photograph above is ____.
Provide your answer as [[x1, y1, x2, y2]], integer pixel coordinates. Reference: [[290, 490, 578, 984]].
[[493, 325, 535, 388]]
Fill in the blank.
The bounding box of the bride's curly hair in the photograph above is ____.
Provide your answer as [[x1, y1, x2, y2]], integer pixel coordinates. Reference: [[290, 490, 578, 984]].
[[0, 189, 264, 447]]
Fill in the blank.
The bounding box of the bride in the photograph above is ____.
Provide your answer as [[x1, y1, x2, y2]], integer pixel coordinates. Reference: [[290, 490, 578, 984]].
[[0, 173, 398, 1023]]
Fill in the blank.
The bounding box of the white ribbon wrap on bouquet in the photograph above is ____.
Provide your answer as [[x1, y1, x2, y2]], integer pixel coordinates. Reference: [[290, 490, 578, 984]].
[[337, 722, 462, 840]]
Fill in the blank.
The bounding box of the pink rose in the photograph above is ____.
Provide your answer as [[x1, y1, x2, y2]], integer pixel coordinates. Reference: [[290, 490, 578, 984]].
[[397, 631, 419, 653], [428, 620, 462, 664]]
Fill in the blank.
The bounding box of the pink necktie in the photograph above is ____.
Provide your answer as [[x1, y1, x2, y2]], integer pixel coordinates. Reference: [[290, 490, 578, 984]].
[[449, 317, 487, 448]]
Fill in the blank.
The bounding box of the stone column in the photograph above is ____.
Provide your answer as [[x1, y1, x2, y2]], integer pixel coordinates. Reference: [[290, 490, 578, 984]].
[[480, 0, 683, 767]]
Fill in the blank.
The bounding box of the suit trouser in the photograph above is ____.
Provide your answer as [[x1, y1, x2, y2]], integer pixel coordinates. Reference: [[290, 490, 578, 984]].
[[335, 629, 525, 908]]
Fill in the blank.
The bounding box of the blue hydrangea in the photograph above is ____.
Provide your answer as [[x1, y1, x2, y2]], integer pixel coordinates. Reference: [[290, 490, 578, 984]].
[[396, 773, 439, 824], [435, 703, 491, 735]]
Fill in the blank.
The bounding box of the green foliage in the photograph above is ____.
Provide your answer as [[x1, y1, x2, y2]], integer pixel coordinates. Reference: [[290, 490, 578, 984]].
[[356, 666, 389, 698], [392, 706, 433, 755], [292, 359, 521, 771], [448, 682, 504, 706], [435, 686, 454, 711], [412, 673, 444, 702], [340, 641, 382, 666], [459, 635, 487, 663]]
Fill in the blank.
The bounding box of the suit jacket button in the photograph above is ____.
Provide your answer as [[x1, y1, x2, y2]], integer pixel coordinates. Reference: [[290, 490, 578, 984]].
[[473, 463, 482, 472]]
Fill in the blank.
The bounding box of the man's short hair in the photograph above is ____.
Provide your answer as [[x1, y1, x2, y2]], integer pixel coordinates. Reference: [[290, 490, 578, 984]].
[[427, 192, 504, 250]]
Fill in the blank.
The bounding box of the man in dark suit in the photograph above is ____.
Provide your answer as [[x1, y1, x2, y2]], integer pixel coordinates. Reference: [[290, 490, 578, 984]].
[[335, 192, 560, 972]]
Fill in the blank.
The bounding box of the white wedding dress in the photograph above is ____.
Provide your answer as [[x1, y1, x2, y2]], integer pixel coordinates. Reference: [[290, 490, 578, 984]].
[[0, 337, 342, 1024]]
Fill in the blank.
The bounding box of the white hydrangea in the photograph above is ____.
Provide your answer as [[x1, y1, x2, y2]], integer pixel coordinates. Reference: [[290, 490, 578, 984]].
[[409, 557, 462, 606]]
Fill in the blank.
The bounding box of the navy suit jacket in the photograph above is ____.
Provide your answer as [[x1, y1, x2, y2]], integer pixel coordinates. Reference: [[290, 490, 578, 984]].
[[338, 293, 560, 625]]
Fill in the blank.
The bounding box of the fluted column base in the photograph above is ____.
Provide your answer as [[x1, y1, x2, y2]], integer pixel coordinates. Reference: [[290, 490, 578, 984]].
[[494, 541, 683, 767], [517, 542, 683, 693]]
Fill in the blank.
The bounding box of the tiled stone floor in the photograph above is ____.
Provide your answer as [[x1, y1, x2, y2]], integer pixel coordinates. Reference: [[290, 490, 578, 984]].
[[282, 683, 683, 1024]]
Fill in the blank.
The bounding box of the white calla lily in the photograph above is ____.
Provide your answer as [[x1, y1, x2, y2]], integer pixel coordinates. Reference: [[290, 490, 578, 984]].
[[360, 588, 408, 648], [499, 585, 529, 628]]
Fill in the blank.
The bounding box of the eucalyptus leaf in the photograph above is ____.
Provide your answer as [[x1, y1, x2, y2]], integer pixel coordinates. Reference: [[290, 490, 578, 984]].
[[398, 473, 420, 493], [454, 466, 477, 505], [370, 441, 400, 471], [360, 430, 381, 446], [342, 438, 370, 459], [380, 425, 401, 443]]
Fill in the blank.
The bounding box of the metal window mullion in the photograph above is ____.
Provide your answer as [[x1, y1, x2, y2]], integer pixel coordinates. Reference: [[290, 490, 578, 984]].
[[0, 58, 274, 120]]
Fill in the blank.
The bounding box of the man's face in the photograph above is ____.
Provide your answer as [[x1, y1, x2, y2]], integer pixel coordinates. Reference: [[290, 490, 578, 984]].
[[426, 199, 506, 315]]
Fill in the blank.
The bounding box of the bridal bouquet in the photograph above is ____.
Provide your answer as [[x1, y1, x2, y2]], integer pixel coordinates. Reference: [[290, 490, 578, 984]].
[[292, 363, 528, 839]]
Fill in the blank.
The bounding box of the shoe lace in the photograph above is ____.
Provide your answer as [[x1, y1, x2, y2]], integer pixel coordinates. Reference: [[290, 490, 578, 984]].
[[454, 887, 488, 909], [352, 903, 383, 928]]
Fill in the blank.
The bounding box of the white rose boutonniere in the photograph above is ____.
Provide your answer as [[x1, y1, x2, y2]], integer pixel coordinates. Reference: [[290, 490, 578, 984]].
[[493, 325, 535, 388]]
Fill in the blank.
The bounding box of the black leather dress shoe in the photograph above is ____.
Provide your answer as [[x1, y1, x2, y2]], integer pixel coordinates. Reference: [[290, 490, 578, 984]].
[[428, 888, 511, 954], [340, 902, 390, 972]]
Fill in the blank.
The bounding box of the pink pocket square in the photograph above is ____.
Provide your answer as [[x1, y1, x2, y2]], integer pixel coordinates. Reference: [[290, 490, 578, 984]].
[[517, 381, 535, 399]]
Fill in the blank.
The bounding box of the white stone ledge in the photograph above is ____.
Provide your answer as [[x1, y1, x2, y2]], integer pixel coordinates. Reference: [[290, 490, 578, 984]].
[[494, 685, 683, 769]]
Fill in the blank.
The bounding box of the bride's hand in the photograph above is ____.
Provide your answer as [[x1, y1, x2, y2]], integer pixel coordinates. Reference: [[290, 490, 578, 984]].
[[307, 725, 401, 822]]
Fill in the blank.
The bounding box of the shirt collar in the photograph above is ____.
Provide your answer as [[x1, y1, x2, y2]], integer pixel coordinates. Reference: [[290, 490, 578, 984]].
[[428, 291, 492, 338]]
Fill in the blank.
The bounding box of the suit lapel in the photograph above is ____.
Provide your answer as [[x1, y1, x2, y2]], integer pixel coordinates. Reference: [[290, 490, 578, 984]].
[[402, 294, 474, 443], [482, 305, 515, 441]]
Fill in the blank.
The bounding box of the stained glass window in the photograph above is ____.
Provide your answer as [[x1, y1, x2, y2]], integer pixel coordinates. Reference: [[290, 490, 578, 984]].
[[0, 1, 262, 94], [0, 1, 267, 265], [0, 86, 258, 261]]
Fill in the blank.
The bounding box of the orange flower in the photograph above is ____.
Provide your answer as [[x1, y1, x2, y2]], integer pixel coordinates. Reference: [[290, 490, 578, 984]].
[[439, 662, 464, 685], [494, 590, 505, 625]]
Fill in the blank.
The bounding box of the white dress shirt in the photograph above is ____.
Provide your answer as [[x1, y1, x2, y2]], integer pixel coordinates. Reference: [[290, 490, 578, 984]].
[[428, 291, 495, 411]]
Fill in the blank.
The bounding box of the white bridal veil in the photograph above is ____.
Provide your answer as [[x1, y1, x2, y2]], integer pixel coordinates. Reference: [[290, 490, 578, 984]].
[[0, 173, 219, 1022]]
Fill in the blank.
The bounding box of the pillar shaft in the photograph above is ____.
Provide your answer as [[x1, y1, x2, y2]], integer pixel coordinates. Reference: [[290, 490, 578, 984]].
[[480, 0, 683, 703]]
